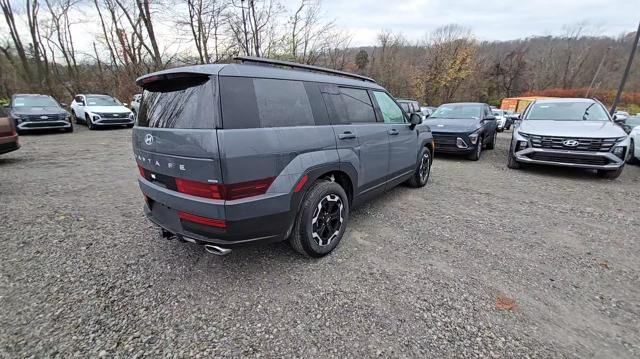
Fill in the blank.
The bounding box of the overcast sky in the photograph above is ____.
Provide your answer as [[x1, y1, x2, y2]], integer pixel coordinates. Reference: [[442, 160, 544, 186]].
[[313, 0, 639, 45]]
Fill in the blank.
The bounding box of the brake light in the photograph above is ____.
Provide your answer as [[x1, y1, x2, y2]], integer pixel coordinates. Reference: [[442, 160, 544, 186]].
[[138, 165, 146, 177], [174, 177, 274, 200], [178, 211, 226, 229], [176, 178, 222, 199], [224, 177, 275, 200]]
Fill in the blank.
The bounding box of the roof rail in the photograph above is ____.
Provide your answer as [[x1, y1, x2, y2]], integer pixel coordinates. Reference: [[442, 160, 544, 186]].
[[234, 56, 376, 83]]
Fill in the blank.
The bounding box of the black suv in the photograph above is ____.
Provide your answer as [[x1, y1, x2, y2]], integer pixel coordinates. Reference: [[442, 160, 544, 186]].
[[6, 94, 73, 134], [424, 102, 498, 160], [133, 57, 434, 257]]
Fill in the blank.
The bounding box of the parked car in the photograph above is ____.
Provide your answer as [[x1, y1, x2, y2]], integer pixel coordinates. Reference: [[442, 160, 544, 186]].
[[492, 109, 508, 132], [507, 98, 630, 179], [624, 116, 640, 164], [70, 94, 134, 130], [421, 106, 436, 118], [0, 115, 20, 155], [397, 99, 425, 119], [6, 94, 72, 134], [130, 94, 142, 117], [133, 56, 433, 257], [614, 110, 630, 121], [424, 102, 498, 160]]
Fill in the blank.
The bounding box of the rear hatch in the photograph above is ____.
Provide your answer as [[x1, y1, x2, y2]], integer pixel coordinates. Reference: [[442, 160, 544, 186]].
[[133, 72, 227, 233]]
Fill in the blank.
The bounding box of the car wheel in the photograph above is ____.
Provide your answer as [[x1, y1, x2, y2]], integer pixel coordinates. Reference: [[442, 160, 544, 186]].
[[72, 111, 81, 124], [486, 131, 497, 150], [627, 139, 637, 164], [289, 180, 349, 258], [127, 124, 134, 129], [65, 123, 74, 133], [86, 115, 95, 130], [467, 138, 482, 161], [407, 147, 432, 188], [597, 166, 623, 179]]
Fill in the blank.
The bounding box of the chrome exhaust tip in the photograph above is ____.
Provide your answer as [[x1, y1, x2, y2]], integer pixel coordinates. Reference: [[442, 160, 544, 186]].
[[204, 244, 232, 256]]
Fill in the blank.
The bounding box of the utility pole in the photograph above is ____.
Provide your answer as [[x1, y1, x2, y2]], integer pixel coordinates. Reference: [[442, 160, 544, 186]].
[[586, 46, 611, 98], [610, 21, 640, 115]]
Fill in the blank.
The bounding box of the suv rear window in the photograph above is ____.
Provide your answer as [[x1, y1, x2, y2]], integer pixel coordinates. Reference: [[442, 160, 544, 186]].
[[220, 77, 317, 129], [137, 75, 216, 128]]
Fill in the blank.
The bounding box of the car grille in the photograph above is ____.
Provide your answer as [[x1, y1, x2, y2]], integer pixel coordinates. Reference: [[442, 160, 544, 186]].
[[522, 134, 620, 152], [97, 112, 130, 119], [22, 121, 66, 128], [23, 114, 62, 121], [432, 133, 460, 149], [526, 152, 609, 166]]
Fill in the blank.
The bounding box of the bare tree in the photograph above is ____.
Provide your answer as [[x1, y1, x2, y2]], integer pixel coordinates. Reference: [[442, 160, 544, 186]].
[[1, 0, 34, 83], [180, 0, 229, 63]]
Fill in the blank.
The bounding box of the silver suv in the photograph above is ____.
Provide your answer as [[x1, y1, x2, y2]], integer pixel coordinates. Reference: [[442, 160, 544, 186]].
[[133, 57, 434, 257], [507, 98, 630, 179]]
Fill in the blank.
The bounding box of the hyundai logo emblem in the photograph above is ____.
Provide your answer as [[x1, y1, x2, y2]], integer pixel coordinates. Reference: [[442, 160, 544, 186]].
[[144, 134, 154, 145], [563, 139, 579, 147]]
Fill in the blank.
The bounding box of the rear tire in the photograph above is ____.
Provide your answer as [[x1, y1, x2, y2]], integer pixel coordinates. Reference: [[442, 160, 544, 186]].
[[289, 180, 349, 258], [486, 131, 497, 150], [597, 167, 623, 179], [407, 147, 431, 188]]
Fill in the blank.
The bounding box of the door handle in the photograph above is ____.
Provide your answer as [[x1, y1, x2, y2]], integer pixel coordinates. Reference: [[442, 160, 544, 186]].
[[388, 129, 399, 135], [338, 131, 356, 140]]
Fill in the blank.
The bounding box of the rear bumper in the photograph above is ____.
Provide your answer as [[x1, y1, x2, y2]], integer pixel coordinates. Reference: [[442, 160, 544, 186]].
[[513, 148, 625, 170], [139, 177, 295, 247], [0, 137, 20, 154]]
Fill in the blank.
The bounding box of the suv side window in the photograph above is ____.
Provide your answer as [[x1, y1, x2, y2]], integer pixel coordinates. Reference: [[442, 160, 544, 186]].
[[75, 95, 83, 103], [338, 87, 376, 123], [220, 77, 318, 129], [373, 91, 405, 124], [484, 106, 492, 118]]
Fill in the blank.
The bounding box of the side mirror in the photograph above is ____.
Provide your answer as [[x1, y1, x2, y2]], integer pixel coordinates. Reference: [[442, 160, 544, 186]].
[[612, 115, 625, 124], [409, 113, 422, 128], [60, 103, 68, 108], [122, 102, 129, 107]]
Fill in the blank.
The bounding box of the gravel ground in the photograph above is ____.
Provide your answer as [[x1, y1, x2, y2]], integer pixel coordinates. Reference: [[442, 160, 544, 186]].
[[1, 126, 639, 358]]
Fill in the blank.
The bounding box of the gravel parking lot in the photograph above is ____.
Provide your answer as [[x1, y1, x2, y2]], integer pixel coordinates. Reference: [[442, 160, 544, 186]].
[[1, 126, 639, 358]]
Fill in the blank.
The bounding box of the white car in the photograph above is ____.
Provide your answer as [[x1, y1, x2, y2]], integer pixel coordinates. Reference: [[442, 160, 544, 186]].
[[130, 94, 142, 118], [70, 94, 134, 130], [625, 116, 640, 164], [492, 109, 508, 132]]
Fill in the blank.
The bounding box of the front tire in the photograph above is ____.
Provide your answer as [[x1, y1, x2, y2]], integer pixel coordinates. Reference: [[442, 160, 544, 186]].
[[597, 167, 623, 179], [407, 147, 432, 188], [72, 111, 81, 124], [467, 137, 483, 161], [627, 139, 637, 164], [86, 115, 95, 130], [289, 180, 349, 258], [64, 123, 74, 133]]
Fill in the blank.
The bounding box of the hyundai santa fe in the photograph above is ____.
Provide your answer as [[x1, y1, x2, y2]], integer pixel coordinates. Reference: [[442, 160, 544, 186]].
[[507, 98, 630, 179], [133, 57, 434, 257]]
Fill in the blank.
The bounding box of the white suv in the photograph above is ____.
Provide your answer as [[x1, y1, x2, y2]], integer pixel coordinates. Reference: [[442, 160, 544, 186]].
[[70, 94, 134, 130]]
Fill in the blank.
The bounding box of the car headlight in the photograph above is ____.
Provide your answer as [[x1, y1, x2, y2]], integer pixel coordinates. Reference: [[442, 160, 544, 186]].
[[612, 146, 626, 159], [468, 133, 479, 145]]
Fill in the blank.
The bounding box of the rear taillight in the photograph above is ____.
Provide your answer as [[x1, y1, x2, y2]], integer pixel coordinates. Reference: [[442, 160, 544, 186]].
[[138, 165, 146, 177], [175, 178, 223, 199], [175, 177, 274, 201], [178, 211, 226, 228]]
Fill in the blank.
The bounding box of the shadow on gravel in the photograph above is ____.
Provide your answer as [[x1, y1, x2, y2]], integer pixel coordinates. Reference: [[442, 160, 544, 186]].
[[0, 157, 24, 165], [510, 164, 607, 182], [17, 129, 70, 136]]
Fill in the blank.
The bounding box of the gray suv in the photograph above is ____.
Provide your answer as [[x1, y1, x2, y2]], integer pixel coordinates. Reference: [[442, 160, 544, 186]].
[[133, 57, 434, 257], [508, 98, 630, 179]]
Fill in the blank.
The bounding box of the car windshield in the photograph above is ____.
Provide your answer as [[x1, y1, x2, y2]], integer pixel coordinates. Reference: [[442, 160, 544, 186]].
[[86, 96, 121, 106], [526, 102, 609, 121], [12, 96, 59, 108], [430, 105, 482, 119]]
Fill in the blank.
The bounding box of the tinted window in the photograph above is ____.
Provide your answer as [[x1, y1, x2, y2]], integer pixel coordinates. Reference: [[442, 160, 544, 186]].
[[430, 104, 482, 120], [12, 96, 59, 108], [373, 92, 405, 123], [137, 75, 215, 128], [221, 77, 317, 129], [399, 102, 410, 113], [339, 87, 376, 123]]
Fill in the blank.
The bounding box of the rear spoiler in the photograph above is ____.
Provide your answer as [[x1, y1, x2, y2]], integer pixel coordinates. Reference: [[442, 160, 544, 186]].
[[136, 65, 224, 87]]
